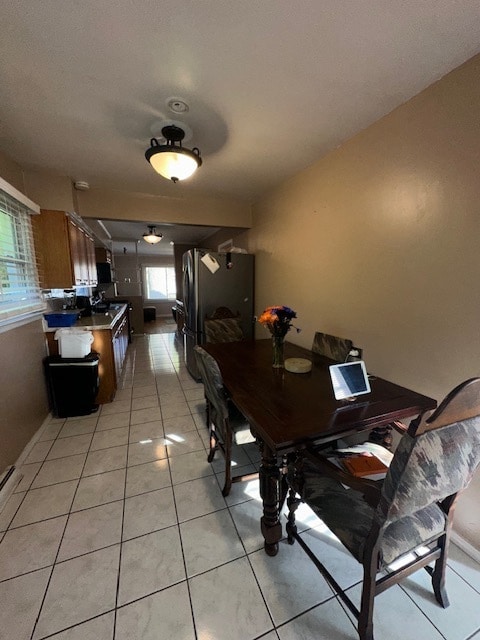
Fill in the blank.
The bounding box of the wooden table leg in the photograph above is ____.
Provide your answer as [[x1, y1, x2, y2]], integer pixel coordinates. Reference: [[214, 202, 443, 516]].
[[259, 441, 282, 556]]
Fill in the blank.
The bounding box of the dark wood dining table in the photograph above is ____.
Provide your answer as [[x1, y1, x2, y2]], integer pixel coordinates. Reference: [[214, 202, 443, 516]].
[[203, 339, 437, 556]]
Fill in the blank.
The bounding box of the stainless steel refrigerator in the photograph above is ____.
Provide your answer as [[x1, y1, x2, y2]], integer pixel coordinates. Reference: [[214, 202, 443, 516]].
[[182, 248, 255, 379]]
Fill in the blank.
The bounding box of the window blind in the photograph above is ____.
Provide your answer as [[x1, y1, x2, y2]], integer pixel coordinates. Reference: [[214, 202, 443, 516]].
[[0, 189, 44, 327]]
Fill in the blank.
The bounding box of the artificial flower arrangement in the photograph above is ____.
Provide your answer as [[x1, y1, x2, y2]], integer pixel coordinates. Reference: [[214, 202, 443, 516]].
[[258, 305, 300, 367], [258, 305, 300, 337]]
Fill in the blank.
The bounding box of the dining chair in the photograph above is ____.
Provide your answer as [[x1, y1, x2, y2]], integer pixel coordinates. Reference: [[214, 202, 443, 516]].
[[204, 306, 244, 344], [311, 331, 361, 362], [312, 330, 388, 448], [312, 331, 394, 448], [285, 377, 480, 640], [200, 307, 244, 428], [194, 345, 257, 496]]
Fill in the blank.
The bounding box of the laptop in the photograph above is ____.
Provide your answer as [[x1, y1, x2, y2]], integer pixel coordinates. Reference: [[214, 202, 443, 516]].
[[329, 360, 371, 401]]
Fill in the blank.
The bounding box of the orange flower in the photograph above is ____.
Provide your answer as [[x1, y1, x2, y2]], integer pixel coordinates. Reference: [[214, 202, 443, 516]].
[[258, 305, 299, 337]]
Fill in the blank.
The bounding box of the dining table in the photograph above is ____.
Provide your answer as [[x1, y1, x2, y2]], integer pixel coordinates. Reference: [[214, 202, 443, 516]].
[[203, 339, 437, 556]]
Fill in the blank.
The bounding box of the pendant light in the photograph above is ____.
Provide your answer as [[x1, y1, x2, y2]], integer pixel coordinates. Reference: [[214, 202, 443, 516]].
[[145, 125, 202, 183], [142, 225, 163, 245]]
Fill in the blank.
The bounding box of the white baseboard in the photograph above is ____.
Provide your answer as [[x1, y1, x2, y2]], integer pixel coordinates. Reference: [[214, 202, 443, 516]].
[[451, 530, 480, 563]]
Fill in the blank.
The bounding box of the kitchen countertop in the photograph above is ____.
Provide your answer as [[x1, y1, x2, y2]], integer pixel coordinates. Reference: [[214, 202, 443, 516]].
[[44, 303, 127, 332]]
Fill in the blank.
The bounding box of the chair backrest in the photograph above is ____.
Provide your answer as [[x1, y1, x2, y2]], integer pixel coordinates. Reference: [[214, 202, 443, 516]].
[[204, 307, 244, 344], [205, 317, 244, 343], [208, 306, 238, 320], [378, 378, 480, 527], [311, 331, 356, 362], [194, 345, 229, 423]]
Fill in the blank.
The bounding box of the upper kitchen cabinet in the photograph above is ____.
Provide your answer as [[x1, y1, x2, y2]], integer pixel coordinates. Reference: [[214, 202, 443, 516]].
[[32, 209, 98, 289], [95, 247, 112, 263]]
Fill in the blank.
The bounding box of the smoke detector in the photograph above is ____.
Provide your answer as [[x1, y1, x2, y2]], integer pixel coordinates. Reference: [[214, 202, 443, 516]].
[[74, 181, 90, 191]]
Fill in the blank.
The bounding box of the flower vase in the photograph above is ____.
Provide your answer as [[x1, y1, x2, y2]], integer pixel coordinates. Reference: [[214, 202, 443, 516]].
[[272, 336, 285, 368]]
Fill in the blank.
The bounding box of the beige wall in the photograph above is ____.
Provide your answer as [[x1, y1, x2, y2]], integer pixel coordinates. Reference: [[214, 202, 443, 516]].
[[76, 187, 252, 229], [0, 152, 50, 472], [0, 322, 49, 472], [244, 53, 480, 547], [23, 170, 75, 211], [0, 150, 24, 191], [0, 153, 48, 474]]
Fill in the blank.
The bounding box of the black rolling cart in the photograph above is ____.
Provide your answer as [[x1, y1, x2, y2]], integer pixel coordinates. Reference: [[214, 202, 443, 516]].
[[44, 352, 99, 418]]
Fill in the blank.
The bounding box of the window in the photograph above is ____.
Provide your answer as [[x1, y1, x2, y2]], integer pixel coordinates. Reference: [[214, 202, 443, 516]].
[[0, 179, 44, 328], [144, 266, 176, 300]]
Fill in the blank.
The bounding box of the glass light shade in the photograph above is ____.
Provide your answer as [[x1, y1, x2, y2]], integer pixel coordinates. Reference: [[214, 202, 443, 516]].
[[143, 225, 163, 244], [143, 233, 162, 244], [149, 150, 199, 181]]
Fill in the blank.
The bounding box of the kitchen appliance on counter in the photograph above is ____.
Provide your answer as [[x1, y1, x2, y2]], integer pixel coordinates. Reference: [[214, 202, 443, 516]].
[[182, 248, 254, 380], [63, 289, 77, 310], [76, 295, 93, 317]]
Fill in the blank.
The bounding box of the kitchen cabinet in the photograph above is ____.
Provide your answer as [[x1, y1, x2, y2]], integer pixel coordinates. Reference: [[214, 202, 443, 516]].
[[95, 246, 114, 286], [32, 209, 97, 289], [86, 233, 97, 284], [68, 219, 89, 285], [95, 247, 112, 263]]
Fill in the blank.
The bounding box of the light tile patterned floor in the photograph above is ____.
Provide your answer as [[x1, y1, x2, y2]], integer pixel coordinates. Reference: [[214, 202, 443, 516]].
[[1, 331, 480, 639]]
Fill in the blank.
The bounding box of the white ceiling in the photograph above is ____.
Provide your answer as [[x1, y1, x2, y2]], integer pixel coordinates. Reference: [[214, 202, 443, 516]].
[[1, 1, 480, 251]]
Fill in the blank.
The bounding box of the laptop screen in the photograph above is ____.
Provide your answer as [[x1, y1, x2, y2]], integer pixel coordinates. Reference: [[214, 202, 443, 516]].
[[329, 361, 371, 401]]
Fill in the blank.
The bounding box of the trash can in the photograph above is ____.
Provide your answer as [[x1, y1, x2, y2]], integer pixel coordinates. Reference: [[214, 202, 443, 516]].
[[44, 353, 99, 418]]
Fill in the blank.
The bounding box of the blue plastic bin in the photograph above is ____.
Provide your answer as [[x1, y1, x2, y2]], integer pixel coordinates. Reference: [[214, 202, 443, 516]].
[[44, 312, 80, 328]]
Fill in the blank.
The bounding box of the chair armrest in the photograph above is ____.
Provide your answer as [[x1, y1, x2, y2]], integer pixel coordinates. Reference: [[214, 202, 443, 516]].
[[303, 448, 383, 508]]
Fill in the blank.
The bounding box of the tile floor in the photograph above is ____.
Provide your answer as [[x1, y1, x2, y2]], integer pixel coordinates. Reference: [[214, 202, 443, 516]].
[[1, 330, 480, 640]]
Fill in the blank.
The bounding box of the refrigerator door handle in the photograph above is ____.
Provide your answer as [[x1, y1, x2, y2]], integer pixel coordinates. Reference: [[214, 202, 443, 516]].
[[183, 265, 189, 319]]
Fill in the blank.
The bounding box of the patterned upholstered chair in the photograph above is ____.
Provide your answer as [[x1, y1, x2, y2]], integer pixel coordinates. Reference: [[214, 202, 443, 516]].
[[286, 378, 480, 640], [201, 308, 244, 428], [312, 331, 394, 449], [311, 331, 360, 362], [194, 345, 257, 496], [204, 306, 244, 344]]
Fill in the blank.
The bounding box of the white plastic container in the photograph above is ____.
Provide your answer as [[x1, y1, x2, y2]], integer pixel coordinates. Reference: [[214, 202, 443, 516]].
[[54, 328, 94, 358]]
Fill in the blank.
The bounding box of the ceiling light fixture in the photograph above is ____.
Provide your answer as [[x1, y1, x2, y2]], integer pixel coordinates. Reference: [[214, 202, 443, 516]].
[[142, 225, 163, 245], [145, 125, 202, 183]]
